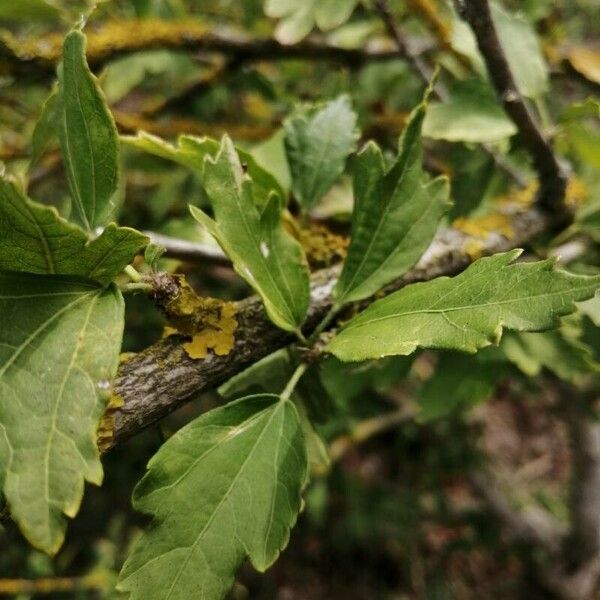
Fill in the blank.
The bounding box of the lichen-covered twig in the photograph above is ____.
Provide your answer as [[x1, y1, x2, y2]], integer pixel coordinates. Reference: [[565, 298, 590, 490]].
[[456, 0, 569, 212], [110, 203, 554, 447], [0, 19, 400, 79]]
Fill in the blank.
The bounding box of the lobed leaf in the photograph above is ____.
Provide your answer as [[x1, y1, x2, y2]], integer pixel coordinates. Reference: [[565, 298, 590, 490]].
[[58, 30, 120, 230], [190, 136, 309, 333], [0, 177, 147, 285], [327, 250, 600, 361], [284, 95, 358, 212], [334, 94, 450, 305], [0, 272, 124, 554], [118, 394, 307, 600]]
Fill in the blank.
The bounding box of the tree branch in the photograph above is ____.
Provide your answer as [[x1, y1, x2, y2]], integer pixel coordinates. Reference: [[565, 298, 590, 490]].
[[142, 231, 230, 266], [457, 0, 569, 212], [372, 0, 528, 187], [0, 19, 400, 79], [110, 203, 555, 447]]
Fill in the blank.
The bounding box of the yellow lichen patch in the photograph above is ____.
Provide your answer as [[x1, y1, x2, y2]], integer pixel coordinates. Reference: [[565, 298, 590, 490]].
[[463, 238, 486, 260], [565, 177, 589, 209], [297, 223, 349, 269], [159, 275, 238, 359], [453, 212, 515, 240], [119, 352, 136, 364], [7, 20, 210, 64], [182, 303, 237, 359], [97, 393, 125, 453], [495, 181, 538, 209]]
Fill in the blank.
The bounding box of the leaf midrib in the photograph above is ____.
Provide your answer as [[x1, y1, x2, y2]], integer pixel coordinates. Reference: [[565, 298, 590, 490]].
[[345, 286, 597, 330]]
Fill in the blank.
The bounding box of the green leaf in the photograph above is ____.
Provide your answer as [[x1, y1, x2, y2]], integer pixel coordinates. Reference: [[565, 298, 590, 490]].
[[492, 2, 549, 99], [334, 96, 450, 304], [190, 136, 309, 333], [122, 131, 285, 202], [501, 330, 599, 385], [327, 250, 600, 361], [417, 351, 505, 423], [219, 349, 294, 399], [314, 0, 360, 31], [0, 272, 124, 554], [0, 178, 147, 285], [423, 79, 517, 143], [284, 95, 358, 212], [30, 90, 61, 170], [0, 0, 61, 22], [58, 30, 120, 230], [118, 394, 307, 600], [265, 0, 359, 44]]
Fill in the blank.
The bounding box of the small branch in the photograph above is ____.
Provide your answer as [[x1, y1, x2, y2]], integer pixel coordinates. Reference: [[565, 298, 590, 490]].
[[373, 0, 438, 89], [0, 20, 401, 79], [109, 203, 556, 448], [373, 0, 527, 187], [0, 573, 107, 596], [142, 231, 230, 266], [138, 57, 241, 116], [328, 407, 414, 463], [457, 0, 569, 212], [113, 110, 277, 141]]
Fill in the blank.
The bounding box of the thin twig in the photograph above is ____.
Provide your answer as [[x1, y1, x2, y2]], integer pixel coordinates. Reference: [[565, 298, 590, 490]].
[[373, 0, 439, 92], [456, 0, 569, 212], [373, 0, 528, 187], [142, 231, 230, 266], [0, 20, 402, 79], [329, 407, 414, 463], [0, 573, 107, 596]]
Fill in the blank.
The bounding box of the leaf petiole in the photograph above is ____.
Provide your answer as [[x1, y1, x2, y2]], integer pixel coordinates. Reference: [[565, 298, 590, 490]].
[[280, 362, 309, 402]]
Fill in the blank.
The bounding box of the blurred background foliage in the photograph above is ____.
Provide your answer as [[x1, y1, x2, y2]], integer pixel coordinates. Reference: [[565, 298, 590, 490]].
[[0, 0, 599, 598]]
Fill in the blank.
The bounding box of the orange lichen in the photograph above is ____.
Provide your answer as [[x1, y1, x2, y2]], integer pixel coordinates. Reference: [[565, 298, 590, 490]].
[[297, 223, 349, 269], [453, 213, 515, 240], [97, 392, 125, 453], [159, 276, 238, 359]]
